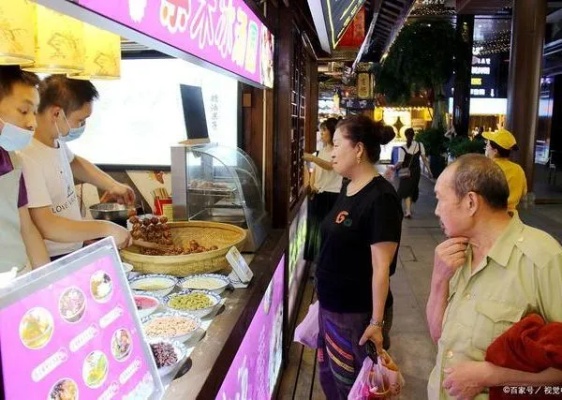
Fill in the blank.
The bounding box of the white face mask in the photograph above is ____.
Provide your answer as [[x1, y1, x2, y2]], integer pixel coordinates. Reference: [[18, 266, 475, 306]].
[[0, 117, 34, 151]]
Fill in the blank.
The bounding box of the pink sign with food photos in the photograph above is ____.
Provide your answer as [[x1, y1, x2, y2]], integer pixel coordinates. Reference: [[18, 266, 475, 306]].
[[0, 239, 163, 400]]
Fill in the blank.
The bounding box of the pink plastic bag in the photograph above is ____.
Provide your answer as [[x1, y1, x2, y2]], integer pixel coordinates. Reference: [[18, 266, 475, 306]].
[[293, 301, 319, 348], [348, 351, 405, 400]]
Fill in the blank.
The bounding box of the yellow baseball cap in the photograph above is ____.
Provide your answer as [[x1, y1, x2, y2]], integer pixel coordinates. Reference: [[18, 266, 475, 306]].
[[482, 129, 518, 150]]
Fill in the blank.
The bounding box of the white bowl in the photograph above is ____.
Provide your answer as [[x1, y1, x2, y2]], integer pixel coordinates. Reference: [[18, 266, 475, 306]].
[[147, 339, 187, 377], [121, 262, 134, 274], [163, 290, 221, 318], [133, 293, 160, 319], [177, 274, 230, 295], [142, 311, 202, 343], [129, 274, 177, 297]]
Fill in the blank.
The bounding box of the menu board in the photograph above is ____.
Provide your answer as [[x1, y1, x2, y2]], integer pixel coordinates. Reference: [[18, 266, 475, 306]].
[[75, 0, 274, 88], [217, 255, 285, 399], [0, 238, 164, 400]]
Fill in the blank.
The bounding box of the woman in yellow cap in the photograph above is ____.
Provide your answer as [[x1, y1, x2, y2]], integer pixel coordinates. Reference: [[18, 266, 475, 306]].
[[483, 129, 527, 211]]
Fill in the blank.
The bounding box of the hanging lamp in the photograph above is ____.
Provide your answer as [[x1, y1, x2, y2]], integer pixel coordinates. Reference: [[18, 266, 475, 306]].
[[69, 22, 121, 80], [0, 0, 35, 65], [23, 4, 84, 74]]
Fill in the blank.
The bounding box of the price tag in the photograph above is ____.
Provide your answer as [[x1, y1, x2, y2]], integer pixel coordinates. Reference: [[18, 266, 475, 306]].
[[226, 246, 253, 284]]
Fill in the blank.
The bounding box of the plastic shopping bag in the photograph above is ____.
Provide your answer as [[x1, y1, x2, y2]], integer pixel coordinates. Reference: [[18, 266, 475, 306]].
[[348, 350, 405, 400], [293, 301, 319, 348]]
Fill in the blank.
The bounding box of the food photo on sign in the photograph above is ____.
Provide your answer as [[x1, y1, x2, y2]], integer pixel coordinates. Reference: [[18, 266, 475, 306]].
[[0, 238, 165, 400]]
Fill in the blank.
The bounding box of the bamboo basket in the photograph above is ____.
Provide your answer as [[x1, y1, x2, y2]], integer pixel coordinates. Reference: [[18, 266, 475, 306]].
[[120, 221, 247, 277]]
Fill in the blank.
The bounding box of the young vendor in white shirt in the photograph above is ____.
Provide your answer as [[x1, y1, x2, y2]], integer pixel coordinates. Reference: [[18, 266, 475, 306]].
[[20, 75, 133, 260]]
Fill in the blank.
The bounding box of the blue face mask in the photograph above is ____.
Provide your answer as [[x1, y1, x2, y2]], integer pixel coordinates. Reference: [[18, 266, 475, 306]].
[[0, 117, 34, 151], [60, 124, 85, 142], [59, 111, 85, 142]]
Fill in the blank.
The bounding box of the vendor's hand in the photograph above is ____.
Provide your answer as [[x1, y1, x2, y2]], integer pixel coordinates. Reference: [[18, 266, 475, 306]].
[[303, 152, 314, 162], [434, 237, 469, 281], [108, 223, 133, 250], [443, 361, 491, 399], [100, 183, 136, 205], [359, 324, 383, 356]]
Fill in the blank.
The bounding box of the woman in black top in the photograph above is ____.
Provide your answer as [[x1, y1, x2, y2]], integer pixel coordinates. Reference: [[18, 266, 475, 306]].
[[315, 115, 403, 399]]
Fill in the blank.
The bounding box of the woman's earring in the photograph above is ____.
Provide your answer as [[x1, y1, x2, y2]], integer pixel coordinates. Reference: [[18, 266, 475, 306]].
[[356, 156, 361, 164]]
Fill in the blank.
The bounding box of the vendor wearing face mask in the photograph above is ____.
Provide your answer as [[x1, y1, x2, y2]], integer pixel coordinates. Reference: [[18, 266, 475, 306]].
[[0, 66, 50, 273], [20, 75, 133, 260]]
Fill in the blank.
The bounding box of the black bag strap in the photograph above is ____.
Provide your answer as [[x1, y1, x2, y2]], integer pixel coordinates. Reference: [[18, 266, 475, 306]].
[[403, 143, 417, 168]]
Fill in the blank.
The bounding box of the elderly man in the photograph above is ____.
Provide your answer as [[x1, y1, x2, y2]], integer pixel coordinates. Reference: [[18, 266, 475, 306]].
[[426, 154, 562, 399]]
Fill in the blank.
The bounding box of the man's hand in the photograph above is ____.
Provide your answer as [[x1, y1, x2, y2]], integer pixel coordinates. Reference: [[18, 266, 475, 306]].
[[434, 237, 469, 281], [100, 183, 136, 205], [443, 361, 492, 399], [108, 224, 133, 250], [359, 325, 383, 356]]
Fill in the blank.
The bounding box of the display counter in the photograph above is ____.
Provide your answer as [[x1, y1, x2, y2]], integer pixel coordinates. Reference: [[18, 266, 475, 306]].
[[163, 229, 286, 399]]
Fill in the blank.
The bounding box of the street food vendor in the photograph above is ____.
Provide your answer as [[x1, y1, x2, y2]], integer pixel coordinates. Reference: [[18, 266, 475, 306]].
[[0, 66, 50, 273], [20, 75, 133, 260]]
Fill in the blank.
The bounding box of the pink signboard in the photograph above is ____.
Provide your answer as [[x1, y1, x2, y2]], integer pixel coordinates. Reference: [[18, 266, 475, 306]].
[[0, 243, 162, 400], [217, 255, 284, 399], [77, 0, 274, 88]]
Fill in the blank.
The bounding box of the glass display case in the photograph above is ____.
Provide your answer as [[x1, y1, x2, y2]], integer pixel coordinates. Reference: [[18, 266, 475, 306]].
[[171, 143, 268, 252]]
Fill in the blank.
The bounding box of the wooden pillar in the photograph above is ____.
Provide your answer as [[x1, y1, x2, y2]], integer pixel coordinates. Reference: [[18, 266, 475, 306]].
[[506, 0, 547, 190], [453, 14, 474, 137], [272, 6, 294, 228]]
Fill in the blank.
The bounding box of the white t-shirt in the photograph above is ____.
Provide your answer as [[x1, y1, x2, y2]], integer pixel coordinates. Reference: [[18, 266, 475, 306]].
[[314, 146, 342, 194], [20, 139, 83, 257], [397, 141, 426, 163]]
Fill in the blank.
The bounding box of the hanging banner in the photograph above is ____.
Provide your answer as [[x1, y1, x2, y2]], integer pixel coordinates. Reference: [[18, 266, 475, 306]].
[[77, 0, 275, 88], [356, 72, 372, 99], [337, 6, 366, 49], [308, 0, 366, 52]]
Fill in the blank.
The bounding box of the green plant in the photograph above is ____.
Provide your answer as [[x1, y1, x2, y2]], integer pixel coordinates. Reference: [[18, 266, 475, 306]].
[[376, 19, 456, 129], [416, 127, 447, 157], [447, 136, 486, 158]]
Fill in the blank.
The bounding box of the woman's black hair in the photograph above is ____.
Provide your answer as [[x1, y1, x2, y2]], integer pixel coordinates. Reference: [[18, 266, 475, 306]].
[[319, 117, 338, 144], [336, 115, 395, 163], [489, 140, 512, 158], [404, 128, 415, 148]]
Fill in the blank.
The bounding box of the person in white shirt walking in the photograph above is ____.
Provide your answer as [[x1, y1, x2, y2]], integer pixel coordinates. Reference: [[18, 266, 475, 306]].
[[392, 128, 432, 218]]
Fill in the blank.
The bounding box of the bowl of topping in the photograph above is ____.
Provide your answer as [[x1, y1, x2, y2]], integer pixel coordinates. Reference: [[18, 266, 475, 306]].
[[163, 290, 221, 318], [133, 293, 160, 319], [142, 311, 201, 343], [129, 274, 178, 297], [148, 339, 187, 377], [178, 274, 230, 295]]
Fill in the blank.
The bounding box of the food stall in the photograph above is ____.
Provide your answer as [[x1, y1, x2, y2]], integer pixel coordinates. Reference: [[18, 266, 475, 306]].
[[0, 0, 305, 398]]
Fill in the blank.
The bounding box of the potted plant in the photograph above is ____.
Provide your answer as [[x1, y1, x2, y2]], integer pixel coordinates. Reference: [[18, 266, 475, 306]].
[[447, 136, 485, 159], [416, 127, 447, 178]]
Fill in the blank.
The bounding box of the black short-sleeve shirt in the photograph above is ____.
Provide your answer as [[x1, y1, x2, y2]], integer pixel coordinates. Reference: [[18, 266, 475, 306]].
[[315, 176, 402, 313]]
